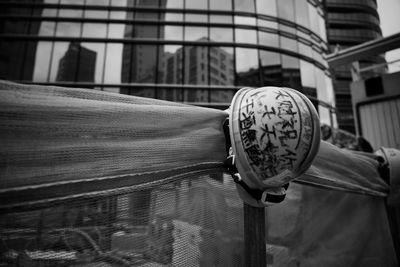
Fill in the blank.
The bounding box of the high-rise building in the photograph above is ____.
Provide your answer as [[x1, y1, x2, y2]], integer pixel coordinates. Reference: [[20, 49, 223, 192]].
[[326, 0, 385, 133], [57, 42, 97, 83], [0, 0, 335, 124]]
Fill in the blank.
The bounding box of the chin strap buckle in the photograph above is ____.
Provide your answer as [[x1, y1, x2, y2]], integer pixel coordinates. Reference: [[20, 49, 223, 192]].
[[223, 118, 289, 206], [224, 151, 289, 206]]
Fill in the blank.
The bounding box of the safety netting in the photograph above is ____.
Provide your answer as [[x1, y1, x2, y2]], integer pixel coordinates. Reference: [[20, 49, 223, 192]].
[[0, 80, 398, 266]]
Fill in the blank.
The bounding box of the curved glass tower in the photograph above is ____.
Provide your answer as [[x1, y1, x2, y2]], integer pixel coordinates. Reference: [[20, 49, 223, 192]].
[[326, 0, 384, 132], [0, 0, 335, 123]]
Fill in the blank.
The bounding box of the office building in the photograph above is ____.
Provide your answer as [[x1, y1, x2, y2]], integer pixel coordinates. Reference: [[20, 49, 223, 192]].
[[56, 42, 97, 83], [326, 0, 385, 133], [0, 0, 335, 123]]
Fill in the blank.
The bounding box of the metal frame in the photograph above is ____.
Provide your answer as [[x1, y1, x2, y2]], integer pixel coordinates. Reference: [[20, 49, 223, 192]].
[[325, 32, 400, 68]]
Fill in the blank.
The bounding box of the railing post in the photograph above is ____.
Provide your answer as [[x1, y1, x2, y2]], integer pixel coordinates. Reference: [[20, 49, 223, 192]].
[[244, 203, 266, 266]]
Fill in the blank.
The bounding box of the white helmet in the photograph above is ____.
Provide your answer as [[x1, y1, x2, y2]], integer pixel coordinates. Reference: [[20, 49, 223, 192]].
[[228, 86, 321, 191]]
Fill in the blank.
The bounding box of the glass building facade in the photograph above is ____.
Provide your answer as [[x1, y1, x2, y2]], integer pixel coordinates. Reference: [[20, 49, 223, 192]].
[[0, 0, 335, 123], [326, 0, 384, 133]]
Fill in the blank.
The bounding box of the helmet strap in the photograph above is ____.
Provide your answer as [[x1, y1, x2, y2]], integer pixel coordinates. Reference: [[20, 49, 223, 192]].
[[223, 118, 288, 206]]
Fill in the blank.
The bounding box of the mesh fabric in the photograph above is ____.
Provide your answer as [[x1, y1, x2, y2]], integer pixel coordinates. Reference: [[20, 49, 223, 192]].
[[0, 81, 397, 266]]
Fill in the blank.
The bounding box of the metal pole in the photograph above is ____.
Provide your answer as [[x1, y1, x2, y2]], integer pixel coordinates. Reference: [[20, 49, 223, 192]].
[[244, 203, 266, 266], [385, 204, 400, 263]]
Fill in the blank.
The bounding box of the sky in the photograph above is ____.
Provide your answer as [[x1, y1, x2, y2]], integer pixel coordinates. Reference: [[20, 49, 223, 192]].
[[377, 0, 400, 72]]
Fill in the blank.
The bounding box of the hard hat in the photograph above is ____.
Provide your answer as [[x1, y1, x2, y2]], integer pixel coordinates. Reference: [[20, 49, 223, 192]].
[[228, 86, 321, 190]]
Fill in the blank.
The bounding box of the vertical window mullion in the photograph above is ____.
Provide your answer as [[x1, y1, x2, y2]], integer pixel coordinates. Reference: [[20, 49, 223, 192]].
[[101, 0, 111, 88], [154, 10, 160, 98], [181, 0, 186, 101], [76, 0, 87, 83], [46, 0, 61, 82], [207, 0, 211, 103], [232, 0, 237, 85]]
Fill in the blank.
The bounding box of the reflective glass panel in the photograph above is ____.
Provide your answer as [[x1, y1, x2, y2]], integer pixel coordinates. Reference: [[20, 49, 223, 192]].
[[235, 48, 259, 86], [110, 11, 126, 19], [42, 8, 58, 17], [59, 9, 83, 17], [48, 42, 71, 82], [185, 13, 207, 23], [158, 45, 183, 85], [166, 0, 183, 8], [60, 0, 86, 4], [318, 15, 327, 42], [308, 3, 319, 36], [298, 43, 312, 58], [124, 24, 134, 38], [33, 41, 53, 82], [234, 16, 256, 26], [282, 55, 299, 69], [164, 12, 183, 21], [185, 26, 208, 41], [183, 46, 208, 101], [28, 20, 42, 36], [234, 0, 255, 12], [81, 42, 106, 83], [131, 0, 159, 7], [82, 23, 107, 38], [0, 41, 20, 80], [84, 10, 108, 18], [235, 29, 257, 44], [210, 46, 234, 102], [210, 46, 234, 85], [315, 68, 330, 124], [53, 42, 98, 83], [126, 11, 134, 20], [312, 49, 324, 65], [55, 22, 81, 37], [120, 44, 158, 83], [86, 0, 109, 5], [260, 50, 282, 86], [111, 0, 128, 7], [297, 30, 311, 42], [135, 12, 159, 20], [277, 0, 295, 22], [260, 50, 280, 66], [0, 40, 45, 81], [38, 22, 56, 36], [294, 0, 309, 28], [210, 0, 232, 11], [210, 27, 233, 42], [104, 43, 123, 83], [299, 60, 316, 88], [257, 19, 278, 29], [280, 36, 297, 54], [134, 25, 158, 38], [256, 0, 277, 16], [164, 26, 183, 40], [1, 21, 29, 35], [281, 55, 301, 90], [279, 24, 295, 35], [258, 31, 278, 47], [210, 15, 232, 24], [186, 0, 207, 9], [108, 23, 125, 38]]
